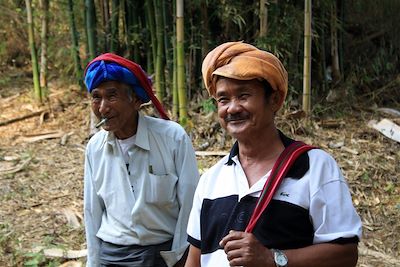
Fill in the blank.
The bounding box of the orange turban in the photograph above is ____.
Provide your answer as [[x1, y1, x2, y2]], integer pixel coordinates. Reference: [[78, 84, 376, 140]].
[[202, 41, 288, 108]]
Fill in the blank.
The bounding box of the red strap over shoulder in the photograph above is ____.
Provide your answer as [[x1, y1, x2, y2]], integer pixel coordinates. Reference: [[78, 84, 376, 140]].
[[245, 141, 315, 233], [85, 53, 169, 120]]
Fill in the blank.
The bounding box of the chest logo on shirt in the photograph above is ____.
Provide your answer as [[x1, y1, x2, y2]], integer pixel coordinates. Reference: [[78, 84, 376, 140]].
[[280, 192, 290, 197]]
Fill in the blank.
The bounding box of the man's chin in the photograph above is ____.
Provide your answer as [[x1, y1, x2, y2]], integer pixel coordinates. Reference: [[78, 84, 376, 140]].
[[101, 124, 114, 131], [226, 125, 248, 138]]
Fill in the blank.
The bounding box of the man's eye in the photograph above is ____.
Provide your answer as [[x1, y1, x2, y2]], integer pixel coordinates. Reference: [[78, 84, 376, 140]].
[[239, 93, 250, 99], [217, 97, 228, 103], [108, 94, 118, 101], [91, 96, 101, 102]]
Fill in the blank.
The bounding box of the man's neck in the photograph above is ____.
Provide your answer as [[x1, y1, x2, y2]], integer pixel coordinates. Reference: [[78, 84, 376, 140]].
[[238, 129, 283, 159], [238, 129, 285, 187]]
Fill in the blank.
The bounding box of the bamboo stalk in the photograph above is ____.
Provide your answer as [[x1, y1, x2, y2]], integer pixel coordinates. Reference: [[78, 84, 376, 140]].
[[67, 0, 84, 90], [302, 0, 312, 115], [176, 0, 188, 125], [25, 0, 42, 103]]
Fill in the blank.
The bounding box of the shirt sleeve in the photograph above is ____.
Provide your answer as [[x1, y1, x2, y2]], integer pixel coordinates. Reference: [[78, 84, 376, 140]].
[[160, 133, 200, 267], [309, 154, 362, 244], [84, 149, 104, 267], [186, 171, 203, 248]]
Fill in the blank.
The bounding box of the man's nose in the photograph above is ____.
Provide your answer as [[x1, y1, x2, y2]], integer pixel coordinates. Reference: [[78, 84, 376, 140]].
[[98, 99, 110, 114], [227, 98, 242, 113]]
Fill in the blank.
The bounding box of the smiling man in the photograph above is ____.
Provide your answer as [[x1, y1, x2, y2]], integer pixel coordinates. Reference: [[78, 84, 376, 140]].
[[83, 53, 199, 267], [184, 42, 362, 267]]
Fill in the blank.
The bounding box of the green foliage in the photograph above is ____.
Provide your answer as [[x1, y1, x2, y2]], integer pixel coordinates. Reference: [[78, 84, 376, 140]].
[[361, 172, 371, 182], [23, 252, 45, 267], [0, 0, 399, 115], [23, 251, 61, 267], [201, 98, 216, 113], [0, 222, 13, 251], [22, 235, 63, 267]]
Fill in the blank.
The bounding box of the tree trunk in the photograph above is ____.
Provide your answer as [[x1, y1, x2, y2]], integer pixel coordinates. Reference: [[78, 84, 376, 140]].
[[176, 0, 188, 125], [85, 0, 97, 60], [99, 0, 110, 51], [172, 35, 178, 118], [163, 0, 172, 97], [302, 0, 312, 115], [259, 0, 268, 38], [25, 0, 42, 103], [67, 0, 84, 91], [153, 0, 165, 102], [200, 1, 209, 58], [338, 0, 344, 79], [83, 0, 89, 61], [39, 0, 49, 100], [110, 0, 120, 53], [331, 0, 341, 82], [124, 0, 140, 61], [145, 0, 156, 74]]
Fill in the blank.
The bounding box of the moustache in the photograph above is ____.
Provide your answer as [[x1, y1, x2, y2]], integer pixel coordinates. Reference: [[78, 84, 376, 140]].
[[224, 114, 248, 122]]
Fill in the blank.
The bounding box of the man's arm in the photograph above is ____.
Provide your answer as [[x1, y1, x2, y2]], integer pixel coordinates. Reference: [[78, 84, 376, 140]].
[[83, 151, 104, 267], [184, 245, 201, 267], [220, 230, 358, 267], [162, 134, 200, 266]]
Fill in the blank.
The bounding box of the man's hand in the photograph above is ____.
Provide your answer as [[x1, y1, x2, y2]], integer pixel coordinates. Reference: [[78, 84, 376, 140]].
[[219, 230, 275, 267]]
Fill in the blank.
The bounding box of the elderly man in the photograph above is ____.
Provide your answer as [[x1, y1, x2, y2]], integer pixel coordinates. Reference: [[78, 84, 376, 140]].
[[185, 42, 362, 267], [83, 53, 199, 267]]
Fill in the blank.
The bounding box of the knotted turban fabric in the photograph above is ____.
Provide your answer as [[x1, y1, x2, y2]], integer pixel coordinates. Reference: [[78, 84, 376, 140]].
[[85, 53, 169, 120], [202, 41, 288, 110]]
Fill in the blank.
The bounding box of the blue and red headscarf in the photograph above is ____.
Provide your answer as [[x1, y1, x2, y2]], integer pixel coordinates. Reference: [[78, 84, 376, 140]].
[[84, 53, 169, 120]]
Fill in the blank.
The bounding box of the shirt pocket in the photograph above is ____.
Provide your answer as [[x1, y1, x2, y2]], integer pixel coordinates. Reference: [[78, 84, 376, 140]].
[[145, 173, 178, 205]]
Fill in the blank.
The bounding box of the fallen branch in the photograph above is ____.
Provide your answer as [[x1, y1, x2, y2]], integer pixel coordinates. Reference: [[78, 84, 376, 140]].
[[28, 193, 70, 208], [0, 157, 32, 177], [59, 261, 83, 267], [318, 119, 345, 128], [195, 151, 228, 157], [30, 247, 87, 259], [0, 93, 20, 105], [359, 243, 400, 265], [0, 110, 47, 127], [377, 107, 400, 117], [19, 131, 65, 143]]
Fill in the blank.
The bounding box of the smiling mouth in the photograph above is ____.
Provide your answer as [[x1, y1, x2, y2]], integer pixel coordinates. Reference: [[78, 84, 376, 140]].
[[225, 116, 247, 123]]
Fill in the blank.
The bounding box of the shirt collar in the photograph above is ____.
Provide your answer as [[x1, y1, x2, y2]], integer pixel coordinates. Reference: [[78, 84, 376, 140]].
[[134, 113, 150, 151], [100, 112, 150, 151], [225, 130, 295, 166]]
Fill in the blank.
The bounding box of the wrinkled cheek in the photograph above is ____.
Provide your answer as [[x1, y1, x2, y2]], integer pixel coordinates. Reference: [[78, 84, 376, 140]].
[[91, 104, 101, 118], [217, 110, 227, 129], [218, 119, 227, 130]]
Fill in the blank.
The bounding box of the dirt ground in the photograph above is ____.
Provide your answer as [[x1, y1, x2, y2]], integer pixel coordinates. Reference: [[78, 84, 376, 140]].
[[0, 80, 399, 267]]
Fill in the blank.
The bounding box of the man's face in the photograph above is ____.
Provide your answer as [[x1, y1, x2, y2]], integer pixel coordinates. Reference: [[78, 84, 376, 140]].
[[90, 80, 141, 139], [215, 77, 279, 140]]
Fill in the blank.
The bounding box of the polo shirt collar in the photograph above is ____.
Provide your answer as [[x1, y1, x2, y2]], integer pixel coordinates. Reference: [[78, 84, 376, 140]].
[[225, 130, 295, 166]]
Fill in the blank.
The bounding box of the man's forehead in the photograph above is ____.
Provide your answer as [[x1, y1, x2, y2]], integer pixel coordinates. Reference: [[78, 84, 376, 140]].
[[91, 81, 129, 93], [215, 78, 263, 93]]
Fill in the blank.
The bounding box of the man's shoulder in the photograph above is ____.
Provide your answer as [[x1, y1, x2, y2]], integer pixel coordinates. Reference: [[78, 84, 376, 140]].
[[144, 115, 187, 138], [86, 130, 107, 150], [307, 148, 338, 166], [200, 155, 231, 180]]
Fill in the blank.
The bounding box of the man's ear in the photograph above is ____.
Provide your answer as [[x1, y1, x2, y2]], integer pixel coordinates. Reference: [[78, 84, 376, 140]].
[[270, 90, 284, 112], [132, 95, 142, 109]]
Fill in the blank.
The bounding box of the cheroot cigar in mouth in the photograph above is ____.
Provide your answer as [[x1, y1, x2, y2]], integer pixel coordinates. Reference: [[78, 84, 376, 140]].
[[95, 118, 108, 128]]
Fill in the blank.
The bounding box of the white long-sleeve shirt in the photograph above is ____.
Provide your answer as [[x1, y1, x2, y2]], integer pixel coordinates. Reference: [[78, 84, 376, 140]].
[[84, 113, 199, 267]]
